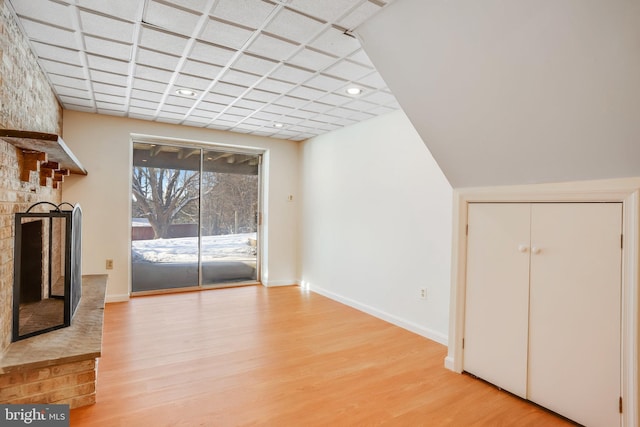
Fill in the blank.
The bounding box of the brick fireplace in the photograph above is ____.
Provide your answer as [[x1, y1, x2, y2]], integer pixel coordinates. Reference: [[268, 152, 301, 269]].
[[0, 0, 101, 409]]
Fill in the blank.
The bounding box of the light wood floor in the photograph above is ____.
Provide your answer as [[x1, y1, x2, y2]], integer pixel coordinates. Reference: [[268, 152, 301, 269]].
[[70, 285, 574, 426]]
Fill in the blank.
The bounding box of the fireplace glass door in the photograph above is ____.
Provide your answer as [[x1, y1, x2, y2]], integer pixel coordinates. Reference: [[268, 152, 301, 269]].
[[131, 142, 260, 293]]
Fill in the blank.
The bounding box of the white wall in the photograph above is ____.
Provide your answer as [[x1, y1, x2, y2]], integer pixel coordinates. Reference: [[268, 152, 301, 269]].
[[61, 110, 300, 301], [299, 110, 453, 344], [358, 0, 640, 188]]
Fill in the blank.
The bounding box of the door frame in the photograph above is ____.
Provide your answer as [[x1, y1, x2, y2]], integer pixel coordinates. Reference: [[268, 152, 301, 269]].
[[445, 178, 639, 427], [129, 134, 266, 293]]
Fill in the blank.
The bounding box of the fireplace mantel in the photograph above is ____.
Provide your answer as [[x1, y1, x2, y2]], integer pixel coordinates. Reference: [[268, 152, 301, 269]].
[[0, 129, 87, 187]]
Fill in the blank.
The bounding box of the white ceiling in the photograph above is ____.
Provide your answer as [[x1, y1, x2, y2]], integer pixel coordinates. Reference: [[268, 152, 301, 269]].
[[359, 0, 640, 188], [8, 0, 399, 141]]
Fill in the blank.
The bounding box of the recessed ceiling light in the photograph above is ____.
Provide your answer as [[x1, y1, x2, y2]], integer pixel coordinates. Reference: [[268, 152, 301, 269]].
[[273, 122, 284, 128], [176, 88, 197, 97], [346, 87, 363, 96]]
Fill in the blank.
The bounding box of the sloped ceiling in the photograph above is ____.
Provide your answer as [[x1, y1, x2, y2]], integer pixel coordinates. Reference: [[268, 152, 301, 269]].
[[357, 0, 640, 188]]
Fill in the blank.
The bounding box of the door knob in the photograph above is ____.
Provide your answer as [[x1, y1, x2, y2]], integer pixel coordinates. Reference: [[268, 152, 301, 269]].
[[531, 246, 541, 254], [518, 244, 529, 253]]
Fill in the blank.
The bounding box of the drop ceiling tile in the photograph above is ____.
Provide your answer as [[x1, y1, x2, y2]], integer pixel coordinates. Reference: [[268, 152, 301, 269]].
[[87, 54, 130, 75], [197, 101, 227, 115], [211, 0, 275, 29], [287, 85, 326, 100], [20, 19, 76, 48], [206, 123, 232, 131], [328, 106, 358, 117], [94, 92, 126, 104], [66, 105, 96, 113], [225, 106, 254, 117], [274, 115, 302, 125], [299, 102, 334, 114], [59, 95, 94, 108], [245, 89, 280, 103], [189, 41, 236, 65], [361, 90, 397, 105], [269, 64, 314, 83], [211, 82, 248, 97], [48, 74, 88, 90], [136, 48, 181, 70], [255, 78, 295, 94], [131, 89, 164, 102], [132, 78, 168, 93], [234, 98, 265, 110], [242, 117, 270, 127], [287, 48, 336, 71], [129, 110, 156, 120], [39, 59, 85, 79], [156, 116, 183, 124], [144, 1, 202, 37], [324, 59, 372, 81], [31, 42, 82, 65], [232, 53, 278, 76], [200, 18, 255, 50], [156, 111, 186, 120], [354, 71, 387, 89], [203, 92, 237, 105], [342, 99, 378, 112], [165, 95, 198, 107], [252, 111, 282, 121], [130, 98, 160, 109], [337, 1, 381, 30], [261, 104, 294, 115], [304, 74, 346, 92], [161, 104, 190, 115], [55, 85, 91, 99], [12, 0, 74, 28], [250, 130, 275, 137], [139, 26, 190, 56], [275, 96, 309, 109], [174, 73, 213, 90], [89, 69, 128, 86], [265, 8, 325, 43], [79, 10, 135, 43], [220, 69, 262, 87], [77, 0, 141, 22], [247, 33, 299, 62], [216, 113, 244, 124], [134, 64, 174, 83], [309, 27, 360, 57], [166, 0, 211, 12], [182, 59, 223, 79], [183, 118, 211, 126], [93, 82, 127, 96], [85, 36, 132, 61], [286, 0, 362, 22], [96, 100, 126, 111], [317, 92, 351, 106]]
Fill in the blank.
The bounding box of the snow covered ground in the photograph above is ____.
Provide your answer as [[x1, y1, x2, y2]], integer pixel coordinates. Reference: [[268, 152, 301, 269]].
[[132, 232, 256, 263]]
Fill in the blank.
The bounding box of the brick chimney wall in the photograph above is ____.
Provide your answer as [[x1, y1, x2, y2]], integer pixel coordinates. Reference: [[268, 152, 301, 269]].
[[0, 0, 64, 356]]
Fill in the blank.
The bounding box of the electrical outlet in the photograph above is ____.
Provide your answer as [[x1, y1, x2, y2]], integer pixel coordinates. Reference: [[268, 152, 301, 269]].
[[106, 259, 114, 270], [419, 288, 427, 300]]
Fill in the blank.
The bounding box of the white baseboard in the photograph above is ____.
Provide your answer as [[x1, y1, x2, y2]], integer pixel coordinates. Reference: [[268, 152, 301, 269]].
[[105, 294, 130, 303], [444, 355, 457, 372], [262, 279, 299, 287], [310, 285, 448, 346]]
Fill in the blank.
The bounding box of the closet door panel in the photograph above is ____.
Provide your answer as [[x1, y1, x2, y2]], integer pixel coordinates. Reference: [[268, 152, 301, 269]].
[[528, 203, 622, 427], [464, 203, 531, 398]]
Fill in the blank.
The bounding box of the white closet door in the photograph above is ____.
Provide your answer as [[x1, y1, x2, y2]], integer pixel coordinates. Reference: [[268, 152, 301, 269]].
[[528, 203, 622, 427], [464, 203, 531, 398]]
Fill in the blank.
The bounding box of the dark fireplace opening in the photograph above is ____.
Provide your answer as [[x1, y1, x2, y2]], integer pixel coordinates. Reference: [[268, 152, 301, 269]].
[[12, 202, 82, 341]]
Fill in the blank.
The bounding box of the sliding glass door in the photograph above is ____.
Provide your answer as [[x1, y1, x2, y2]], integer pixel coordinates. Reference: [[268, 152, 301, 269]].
[[131, 142, 260, 293]]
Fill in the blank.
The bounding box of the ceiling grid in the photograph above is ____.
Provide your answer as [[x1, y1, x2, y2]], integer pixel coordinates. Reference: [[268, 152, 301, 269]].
[[8, 0, 398, 141]]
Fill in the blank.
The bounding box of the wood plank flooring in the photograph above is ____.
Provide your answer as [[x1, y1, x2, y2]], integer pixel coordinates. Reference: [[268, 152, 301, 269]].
[[70, 285, 574, 426]]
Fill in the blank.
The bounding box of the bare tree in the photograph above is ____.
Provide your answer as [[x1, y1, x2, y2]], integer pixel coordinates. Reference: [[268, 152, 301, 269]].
[[132, 167, 199, 239]]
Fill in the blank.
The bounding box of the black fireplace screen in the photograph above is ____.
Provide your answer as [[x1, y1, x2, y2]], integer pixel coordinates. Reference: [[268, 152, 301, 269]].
[[12, 202, 82, 341]]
